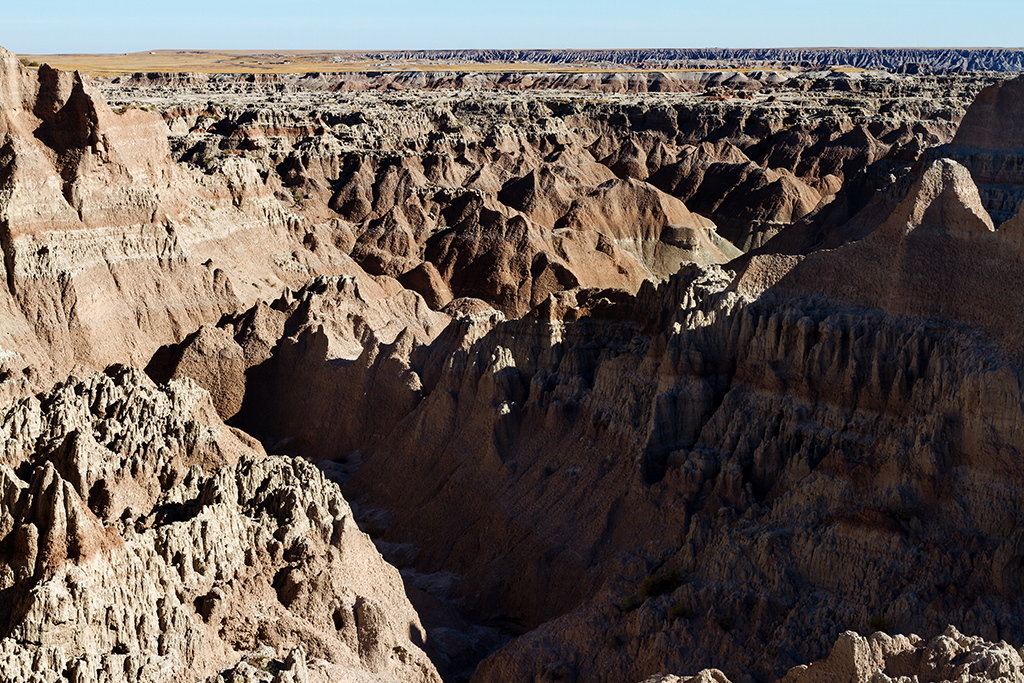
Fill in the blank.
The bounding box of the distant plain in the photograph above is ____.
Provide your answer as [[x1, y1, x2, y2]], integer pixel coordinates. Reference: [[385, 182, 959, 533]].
[[15, 49, 806, 78]]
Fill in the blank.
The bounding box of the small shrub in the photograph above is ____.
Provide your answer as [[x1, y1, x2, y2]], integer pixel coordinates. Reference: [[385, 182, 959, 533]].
[[713, 613, 733, 632], [29, 62, 39, 68], [640, 569, 684, 599], [668, 602, 693, 620], [868, 613, 890, 633], [618, 594, 642, 613], [886, 503, 912, 523]]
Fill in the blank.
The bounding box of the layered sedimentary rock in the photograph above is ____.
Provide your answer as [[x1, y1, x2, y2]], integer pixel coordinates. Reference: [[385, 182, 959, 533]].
[[114, 69, 796, 93], [107, 47, 1024, 91], [459, 81, 1024, 681], [6, 43, 1024, 683], [174, 244, 1024, 681], [742, 80, 1024, 352], [139, 78, 1024, 683], [160, 87, 746, 311], [0, 47, 385, 399], [2, 46, 762, 394], [100, 67, 979, 289], [343, 48, 1024, 73], [939, 78, 1024, 224]]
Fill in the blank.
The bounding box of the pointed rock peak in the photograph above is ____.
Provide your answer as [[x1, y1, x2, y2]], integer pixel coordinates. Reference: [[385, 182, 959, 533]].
[[997, 200, 1024, 236], [0, 46, 31, 81], [952, 79, 1024, 152], [31, 61, 80, 119], [682, 140, 749, 166], [915, 158, 995, 233], [0, 46, 41, 126], [883, 158, 994, 237]]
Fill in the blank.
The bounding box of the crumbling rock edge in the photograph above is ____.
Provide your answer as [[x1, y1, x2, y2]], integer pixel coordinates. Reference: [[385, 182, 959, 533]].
[[0, 366, 440, 683], [644, 625, 1024, 683]]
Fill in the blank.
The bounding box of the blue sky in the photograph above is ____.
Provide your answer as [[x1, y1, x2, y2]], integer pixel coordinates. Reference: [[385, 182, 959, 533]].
[[3, 0, 1022, 53]]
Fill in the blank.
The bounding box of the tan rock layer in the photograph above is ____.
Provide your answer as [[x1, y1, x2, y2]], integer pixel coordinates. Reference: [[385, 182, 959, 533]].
[[0, 47, 365, 394], [0, 366, 440, 683], [644, 625, 1024, 683]]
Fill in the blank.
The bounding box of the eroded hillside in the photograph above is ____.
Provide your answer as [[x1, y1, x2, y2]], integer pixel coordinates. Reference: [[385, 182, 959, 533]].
[[2, 45, 1024, 683]]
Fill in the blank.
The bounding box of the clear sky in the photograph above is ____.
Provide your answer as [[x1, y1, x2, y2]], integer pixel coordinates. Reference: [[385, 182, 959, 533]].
[[3, 0, 1022, 54]]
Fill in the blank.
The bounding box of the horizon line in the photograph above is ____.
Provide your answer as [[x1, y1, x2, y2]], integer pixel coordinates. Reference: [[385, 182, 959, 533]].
[[15, 46, 1024, 56]]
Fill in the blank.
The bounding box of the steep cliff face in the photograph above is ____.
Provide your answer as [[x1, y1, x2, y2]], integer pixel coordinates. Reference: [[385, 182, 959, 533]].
[[0, 47, 367, 396], [0, 47, 762, 392], [743, 81, 1024, 356], [456, 81, 1024, 681], [938, 78, 1024, 225], [177, 247, 1024, 681]]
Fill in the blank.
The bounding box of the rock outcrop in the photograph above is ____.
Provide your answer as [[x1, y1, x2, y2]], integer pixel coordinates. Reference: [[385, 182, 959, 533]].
[[940, 77, 1024, 224], [0, 47, 373, 397], [454, 79, 1024, 683], [644, 625, 1024, 683], [737, 79, 1024, 355], [100, 66, 975, 301], [781, 626, 1024, 683], [0, 366, 440, 682]]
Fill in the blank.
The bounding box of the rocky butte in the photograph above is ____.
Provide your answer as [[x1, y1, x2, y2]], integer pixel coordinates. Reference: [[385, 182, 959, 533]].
[[1, 43, 1024, 682]]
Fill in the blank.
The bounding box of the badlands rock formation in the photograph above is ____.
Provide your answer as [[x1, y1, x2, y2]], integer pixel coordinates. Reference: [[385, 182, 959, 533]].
[[0, 45, 356, 397], [5, 43, 1024, 683], [103, 66, 981, 267], [338, 48, 1024, 73], [146, 78, 1024, 682], [109, 48, 1024, 75], [644, 625, 1024, 683], [0, 365, 439, 682]]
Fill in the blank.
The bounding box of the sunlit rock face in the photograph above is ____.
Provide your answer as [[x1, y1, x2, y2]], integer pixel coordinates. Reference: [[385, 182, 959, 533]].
[[3, 44, 1024, 683]]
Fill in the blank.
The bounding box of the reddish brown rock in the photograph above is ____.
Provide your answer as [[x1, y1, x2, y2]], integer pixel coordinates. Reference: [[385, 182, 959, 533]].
[[1, 43, 1018, 683], [169, 326, 247, 419], [0, 47, 363, 394], [399, 261, 454, 309], [951, 77, 1024, 152]]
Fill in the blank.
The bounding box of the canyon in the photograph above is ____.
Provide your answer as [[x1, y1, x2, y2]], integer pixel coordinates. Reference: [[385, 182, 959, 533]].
[[2, 44, 1024, 683]]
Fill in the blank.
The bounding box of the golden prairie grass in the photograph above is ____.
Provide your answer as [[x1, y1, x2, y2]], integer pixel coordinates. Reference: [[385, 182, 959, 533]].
[[16, 49, 800, 78]]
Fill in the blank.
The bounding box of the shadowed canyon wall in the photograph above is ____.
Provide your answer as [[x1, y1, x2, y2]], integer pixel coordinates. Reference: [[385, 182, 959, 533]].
[[3, 45, 1024, 683]]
